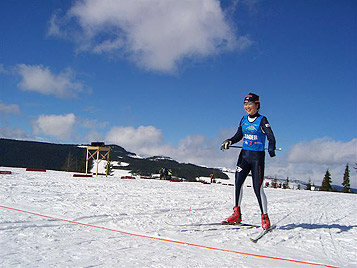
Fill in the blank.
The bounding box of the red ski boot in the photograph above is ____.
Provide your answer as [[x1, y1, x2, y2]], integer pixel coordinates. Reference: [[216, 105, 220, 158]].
[[222, 206, 241, 224], [261, 214, 271, 230]]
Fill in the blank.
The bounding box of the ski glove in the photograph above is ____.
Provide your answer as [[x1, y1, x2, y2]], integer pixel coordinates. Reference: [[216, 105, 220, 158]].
[[221, 139, 232, 151], [268, 150, 276, 157], [268, 143, 276, 157]]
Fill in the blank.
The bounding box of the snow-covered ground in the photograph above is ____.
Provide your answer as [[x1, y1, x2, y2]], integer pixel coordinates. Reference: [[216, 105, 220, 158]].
[[0, 167, 356, 268]]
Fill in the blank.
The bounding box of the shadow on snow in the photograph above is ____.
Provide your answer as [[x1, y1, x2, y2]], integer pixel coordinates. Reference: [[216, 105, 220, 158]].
[[279, 223, 357, 233]]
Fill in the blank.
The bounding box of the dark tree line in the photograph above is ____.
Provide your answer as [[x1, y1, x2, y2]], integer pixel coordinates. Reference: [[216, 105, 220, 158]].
[[0, 138, 87, 172]]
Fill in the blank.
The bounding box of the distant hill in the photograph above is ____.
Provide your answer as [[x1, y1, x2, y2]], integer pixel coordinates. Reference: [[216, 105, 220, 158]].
[[0, 139, 87, 172], [116, 155, 227, 181], [0, 138, 228, 180]]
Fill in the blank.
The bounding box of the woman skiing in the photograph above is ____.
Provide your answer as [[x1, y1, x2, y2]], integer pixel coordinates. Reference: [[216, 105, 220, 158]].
[[221, 93, 276, 230]]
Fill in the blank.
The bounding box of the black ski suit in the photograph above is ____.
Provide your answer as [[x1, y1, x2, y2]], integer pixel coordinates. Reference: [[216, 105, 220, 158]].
[[229, 113, 276, 214]]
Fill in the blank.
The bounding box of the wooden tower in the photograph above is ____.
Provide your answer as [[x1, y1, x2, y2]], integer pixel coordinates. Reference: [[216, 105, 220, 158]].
[[85, 142, 111, 177]]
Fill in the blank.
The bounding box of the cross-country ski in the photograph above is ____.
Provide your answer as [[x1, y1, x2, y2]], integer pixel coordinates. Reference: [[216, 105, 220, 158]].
[[250, 224, 277, 243], [167, 221, 260, 228]]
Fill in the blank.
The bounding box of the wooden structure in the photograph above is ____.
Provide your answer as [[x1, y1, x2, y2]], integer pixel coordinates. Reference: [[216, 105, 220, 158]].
[[85, 143, 111, 177]]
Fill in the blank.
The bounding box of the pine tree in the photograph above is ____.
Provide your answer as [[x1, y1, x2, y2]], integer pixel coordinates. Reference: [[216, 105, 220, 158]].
[[320, 169, 333, 191], [105, 153, 114, 176], [306, 178, 312, 190], [285, 177, 290, 189], [63, 151, 74, 172], [342, 164, 351, 193]]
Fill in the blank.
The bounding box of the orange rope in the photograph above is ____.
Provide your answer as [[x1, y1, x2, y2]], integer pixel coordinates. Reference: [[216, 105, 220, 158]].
[[0, 205, 338, 268]]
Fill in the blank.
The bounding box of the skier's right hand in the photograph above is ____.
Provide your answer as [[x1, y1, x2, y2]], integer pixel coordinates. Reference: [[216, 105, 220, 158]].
[[268, 149, 276, 157], [221, 139, 232, 151]]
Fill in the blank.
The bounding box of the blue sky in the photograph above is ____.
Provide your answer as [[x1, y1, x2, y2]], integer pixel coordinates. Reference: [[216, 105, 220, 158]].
[[0, 0, 356, 187]]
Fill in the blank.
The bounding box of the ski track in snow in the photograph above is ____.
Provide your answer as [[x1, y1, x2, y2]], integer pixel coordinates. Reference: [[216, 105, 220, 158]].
[[0, 167, 356, 267]]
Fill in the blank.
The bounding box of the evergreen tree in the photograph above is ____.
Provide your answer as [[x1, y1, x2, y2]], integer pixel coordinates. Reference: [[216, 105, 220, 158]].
[[63, 151, 74, 172], [285, 177, 290, 189], [80, 150, 91, 173], [342, 164, 351, 193], [105, 154, 114, 176], [320, 169, 333, 191], [306, 178, 312, 190]]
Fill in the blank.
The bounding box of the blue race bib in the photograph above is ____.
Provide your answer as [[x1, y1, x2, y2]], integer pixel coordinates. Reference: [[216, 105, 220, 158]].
[[241, 115, 266, 151]]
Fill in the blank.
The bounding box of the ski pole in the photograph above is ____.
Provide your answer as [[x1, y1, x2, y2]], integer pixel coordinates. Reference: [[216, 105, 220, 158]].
[[230, 145, 283, 151]]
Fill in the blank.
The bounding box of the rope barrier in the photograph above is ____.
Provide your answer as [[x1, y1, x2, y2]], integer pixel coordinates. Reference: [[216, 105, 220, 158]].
[[0, 205, 338, 268]]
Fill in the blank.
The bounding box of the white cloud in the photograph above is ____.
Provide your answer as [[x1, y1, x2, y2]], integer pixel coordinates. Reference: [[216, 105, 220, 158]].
[[105, 125, 236, 167], [0, 126, 28, 140], [105, 126, 357, 188], [32, 113, 76, 140], [0, 103, 21, 123], [48, 0, 248, 72], [0, 103, 21, 115], [106, 126, 163, 151], [264, 138, 357, 188], [80, 118, 108, 129], [16, 64, 83, 98], [287, 137, 357, 165], [85, 130, 104, 143], [266, 158, 357, 189]]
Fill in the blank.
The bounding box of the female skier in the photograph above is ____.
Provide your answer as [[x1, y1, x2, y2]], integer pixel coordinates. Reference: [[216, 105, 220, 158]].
[[221, 93, 276, 230]]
